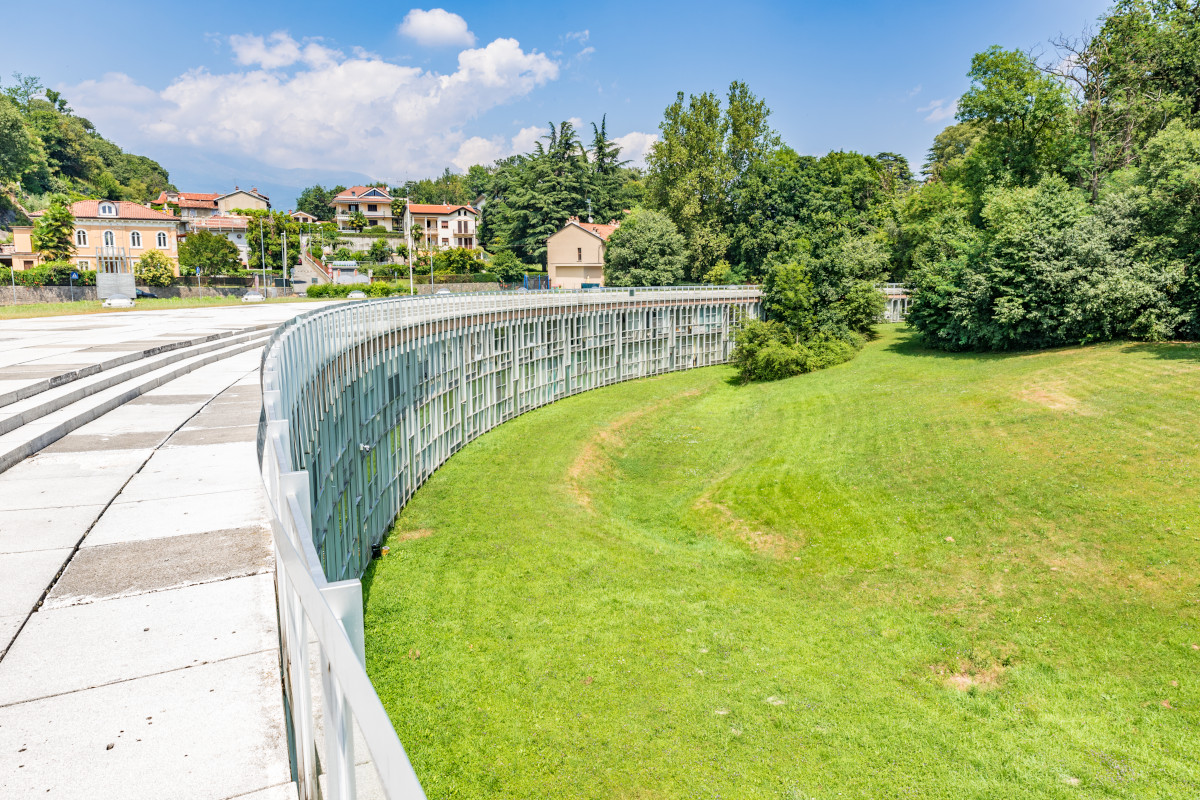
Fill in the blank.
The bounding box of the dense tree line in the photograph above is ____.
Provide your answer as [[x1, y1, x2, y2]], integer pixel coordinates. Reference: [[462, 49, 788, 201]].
[[905, 0, 1200, 350], [0, 74, 174, 218]]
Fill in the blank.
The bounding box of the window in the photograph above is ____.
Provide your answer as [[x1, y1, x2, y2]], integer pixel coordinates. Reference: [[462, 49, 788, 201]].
[[577, 247, 582, 262], [76, 260, 89, 269], [156, 231, 168, 248], [440, 220, 448, 228], [367, 204, 377, 212], [75, 229, 88, 246], [348, 203, 359, 213], [442, 238, 449, 245], [99, 202, 116, 216], [130, 231, 142, 248], [103, 230, 115, 247]]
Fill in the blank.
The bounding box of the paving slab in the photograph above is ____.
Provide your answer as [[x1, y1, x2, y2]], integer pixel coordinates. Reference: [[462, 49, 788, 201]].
[[0, 649, 291, 800], [0, 613, 24, 655], [40, 430, 169, 453], [166, 424, 258, 446], [116, 442, 261, 501], [0, 574, 278, 704], [0, 503, 105, 554], [0, 548, 70, 618], [84, 488, 270, 546], [46, 526, 272, 608]]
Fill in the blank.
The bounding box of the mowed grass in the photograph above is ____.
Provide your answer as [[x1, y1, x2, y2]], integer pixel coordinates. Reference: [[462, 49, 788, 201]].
[[0, 294, 318, 319], [363, 327, 1200, 799]]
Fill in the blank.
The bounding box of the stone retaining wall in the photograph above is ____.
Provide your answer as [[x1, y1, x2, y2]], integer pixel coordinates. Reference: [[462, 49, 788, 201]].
[[414, 282, 500, 294]]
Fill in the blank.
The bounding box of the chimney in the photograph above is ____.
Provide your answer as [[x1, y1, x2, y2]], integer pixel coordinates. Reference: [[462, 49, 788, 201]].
[[568, 216, 579, 223]]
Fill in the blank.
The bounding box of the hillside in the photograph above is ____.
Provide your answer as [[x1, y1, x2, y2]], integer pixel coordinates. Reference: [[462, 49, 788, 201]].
[[364, 326, 1200, 799], [0, 74, 174, 228]]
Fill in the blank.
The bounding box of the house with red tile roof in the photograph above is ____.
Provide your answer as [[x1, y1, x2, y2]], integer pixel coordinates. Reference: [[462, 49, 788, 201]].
[[186, 215, 252, 264], [331, 186, 395, 231], [546, 216, 620, 289], [10, 200, 187, 274], [403, 203, 478, 253]]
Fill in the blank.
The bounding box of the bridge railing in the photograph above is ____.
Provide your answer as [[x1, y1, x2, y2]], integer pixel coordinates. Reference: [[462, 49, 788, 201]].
[[257, 286, 761, 799]]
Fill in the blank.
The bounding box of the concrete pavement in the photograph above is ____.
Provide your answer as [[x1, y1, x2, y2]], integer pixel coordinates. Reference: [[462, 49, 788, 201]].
[[0, 305, 326, 800]]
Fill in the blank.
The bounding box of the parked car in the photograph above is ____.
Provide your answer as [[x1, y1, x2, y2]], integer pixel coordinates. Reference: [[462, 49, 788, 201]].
[[241, 291, 265, 303], [135, 288, 158, 299], [435, 289, 451, 295], [102, 294, 135, 308], [347, 290, 367, 299]]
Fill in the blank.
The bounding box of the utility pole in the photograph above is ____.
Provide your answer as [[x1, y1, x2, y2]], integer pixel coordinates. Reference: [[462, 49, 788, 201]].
[[258, 217, 265, 290], [281, 218, 288, 297]]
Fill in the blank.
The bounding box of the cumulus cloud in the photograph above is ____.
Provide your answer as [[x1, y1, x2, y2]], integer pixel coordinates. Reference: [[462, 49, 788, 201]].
[[399, 9, 475, 47], [918, 98, 957, 123], [66, 34, 558, 178], [613, 131, 658, 167]]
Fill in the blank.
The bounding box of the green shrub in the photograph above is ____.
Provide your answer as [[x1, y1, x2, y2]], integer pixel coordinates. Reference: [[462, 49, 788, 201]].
[[731, 318, 863, 382], [366, 282, 394, 297], [134, 249, 176, 287], [2, 262, 96, 286]]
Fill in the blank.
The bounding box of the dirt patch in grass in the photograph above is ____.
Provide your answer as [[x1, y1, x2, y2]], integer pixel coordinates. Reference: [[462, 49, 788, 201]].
[[1017, 383, 1096, 415], [567, 388, 701, 511], [693, 494, 799, 558], [395, 528, 434, 542], [931, 661, 1007, 692]]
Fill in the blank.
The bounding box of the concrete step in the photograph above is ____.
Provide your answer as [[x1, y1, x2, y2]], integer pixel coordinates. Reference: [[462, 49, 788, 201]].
[[0, 333, 272, 475], [0, 323, 276, 410], [0, 328, 275, 438]]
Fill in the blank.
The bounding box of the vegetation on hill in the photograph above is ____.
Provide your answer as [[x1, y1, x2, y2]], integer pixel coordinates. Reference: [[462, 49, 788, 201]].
[[364, 327, 1200, 799], [0, 73, 174, 224]]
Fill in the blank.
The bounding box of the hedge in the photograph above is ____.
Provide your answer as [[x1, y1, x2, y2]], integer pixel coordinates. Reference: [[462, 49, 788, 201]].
[[0, 263, 96, 286], [306, 282, 415, 298]]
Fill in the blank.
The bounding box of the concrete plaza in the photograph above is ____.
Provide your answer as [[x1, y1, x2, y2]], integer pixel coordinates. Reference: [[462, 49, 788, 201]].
[[0, 304, 326, 799]]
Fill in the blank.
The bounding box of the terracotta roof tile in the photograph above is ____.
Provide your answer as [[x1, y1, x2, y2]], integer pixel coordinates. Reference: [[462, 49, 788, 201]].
[[333, 186, 392, 201], [70, 201, 182, 222], [406, 203, 477, 215]]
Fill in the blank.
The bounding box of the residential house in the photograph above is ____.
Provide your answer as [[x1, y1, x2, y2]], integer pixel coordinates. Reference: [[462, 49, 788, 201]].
[[150, 190, 221, 221], [546, 217, 618, 289], [403, 203, 478, 253], [289, 210, 318, 224], [186, 215, 252, 265], [216, 187, 270, 214], [10, 200, 186, 274], [331, 186, 394, 231]]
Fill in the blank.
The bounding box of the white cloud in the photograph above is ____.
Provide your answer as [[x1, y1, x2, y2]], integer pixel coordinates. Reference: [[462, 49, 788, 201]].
[[918, 98, 957, 123], [906, 84, 922, 99], [399, 9, 475, 47], [511, 125, 546, 154], [228, 31, 341, 69], [564, 30, 589, 44], [613, 131, 658, 168], [65, 34, 559, 179]]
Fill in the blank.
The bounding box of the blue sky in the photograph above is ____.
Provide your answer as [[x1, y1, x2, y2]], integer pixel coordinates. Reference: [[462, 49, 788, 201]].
[[3, 1, 1112, 209]]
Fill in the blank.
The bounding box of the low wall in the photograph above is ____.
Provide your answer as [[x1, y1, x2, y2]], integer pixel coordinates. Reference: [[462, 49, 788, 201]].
[[414, 282, 500, 294], [0, 285, 271, 305]]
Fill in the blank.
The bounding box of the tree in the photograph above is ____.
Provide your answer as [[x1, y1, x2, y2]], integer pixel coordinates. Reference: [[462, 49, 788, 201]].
[[646, 81, 777, 279], [31, 194, 74, 261], [134, 249, 175, 286], [295, 184, 344, 221], [347, 211, 367, 232], [956, 46, 1077, 195], [603, 209, 686, 286], [178, 230, 242, 275], [0, 96, 44, 185], [489, 249, 528, 281], [365, 238, 393, 263]]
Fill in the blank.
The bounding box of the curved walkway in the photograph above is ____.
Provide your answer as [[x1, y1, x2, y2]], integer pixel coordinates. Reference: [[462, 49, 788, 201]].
[[0, 305, 324, 800]]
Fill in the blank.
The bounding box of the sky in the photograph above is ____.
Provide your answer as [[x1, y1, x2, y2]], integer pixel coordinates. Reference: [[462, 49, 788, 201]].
[[2, 0, 1113, 210]]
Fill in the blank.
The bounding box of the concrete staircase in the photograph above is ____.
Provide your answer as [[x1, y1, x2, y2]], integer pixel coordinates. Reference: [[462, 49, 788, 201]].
[[0, 326, 274, 474]]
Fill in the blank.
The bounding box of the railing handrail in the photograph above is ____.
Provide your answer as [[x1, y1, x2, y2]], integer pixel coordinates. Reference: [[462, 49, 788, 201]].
[[258, 284, 762, 799]]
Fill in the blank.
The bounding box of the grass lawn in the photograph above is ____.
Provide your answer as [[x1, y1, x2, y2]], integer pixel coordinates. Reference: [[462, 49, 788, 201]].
[[0, 294, 320, 320], [363, 326, 1200, 799]]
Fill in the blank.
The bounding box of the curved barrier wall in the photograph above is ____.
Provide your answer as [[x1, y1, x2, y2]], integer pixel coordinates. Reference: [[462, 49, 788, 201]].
[[257, 287, 761, 800]]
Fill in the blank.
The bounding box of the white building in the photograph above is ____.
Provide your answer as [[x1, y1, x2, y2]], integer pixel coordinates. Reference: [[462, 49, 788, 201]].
[[403, 203, 478, 252]]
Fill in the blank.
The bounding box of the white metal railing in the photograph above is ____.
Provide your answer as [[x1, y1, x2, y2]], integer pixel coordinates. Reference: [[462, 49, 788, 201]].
[[258, 286, 762, 799]]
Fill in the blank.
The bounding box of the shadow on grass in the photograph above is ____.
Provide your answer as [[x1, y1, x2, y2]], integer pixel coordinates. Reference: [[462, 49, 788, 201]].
[[1118, 340, 1200, 362], [884, 325, 1200, 364]]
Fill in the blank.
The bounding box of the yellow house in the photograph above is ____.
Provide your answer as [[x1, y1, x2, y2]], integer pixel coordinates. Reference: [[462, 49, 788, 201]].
[[332, 186, 395, 231], [546, 217, 618, 289], [12, 200, 186, 274]]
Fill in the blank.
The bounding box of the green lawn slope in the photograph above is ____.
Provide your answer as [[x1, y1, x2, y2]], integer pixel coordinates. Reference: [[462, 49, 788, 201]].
[[364, 326, 1200, 799]]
